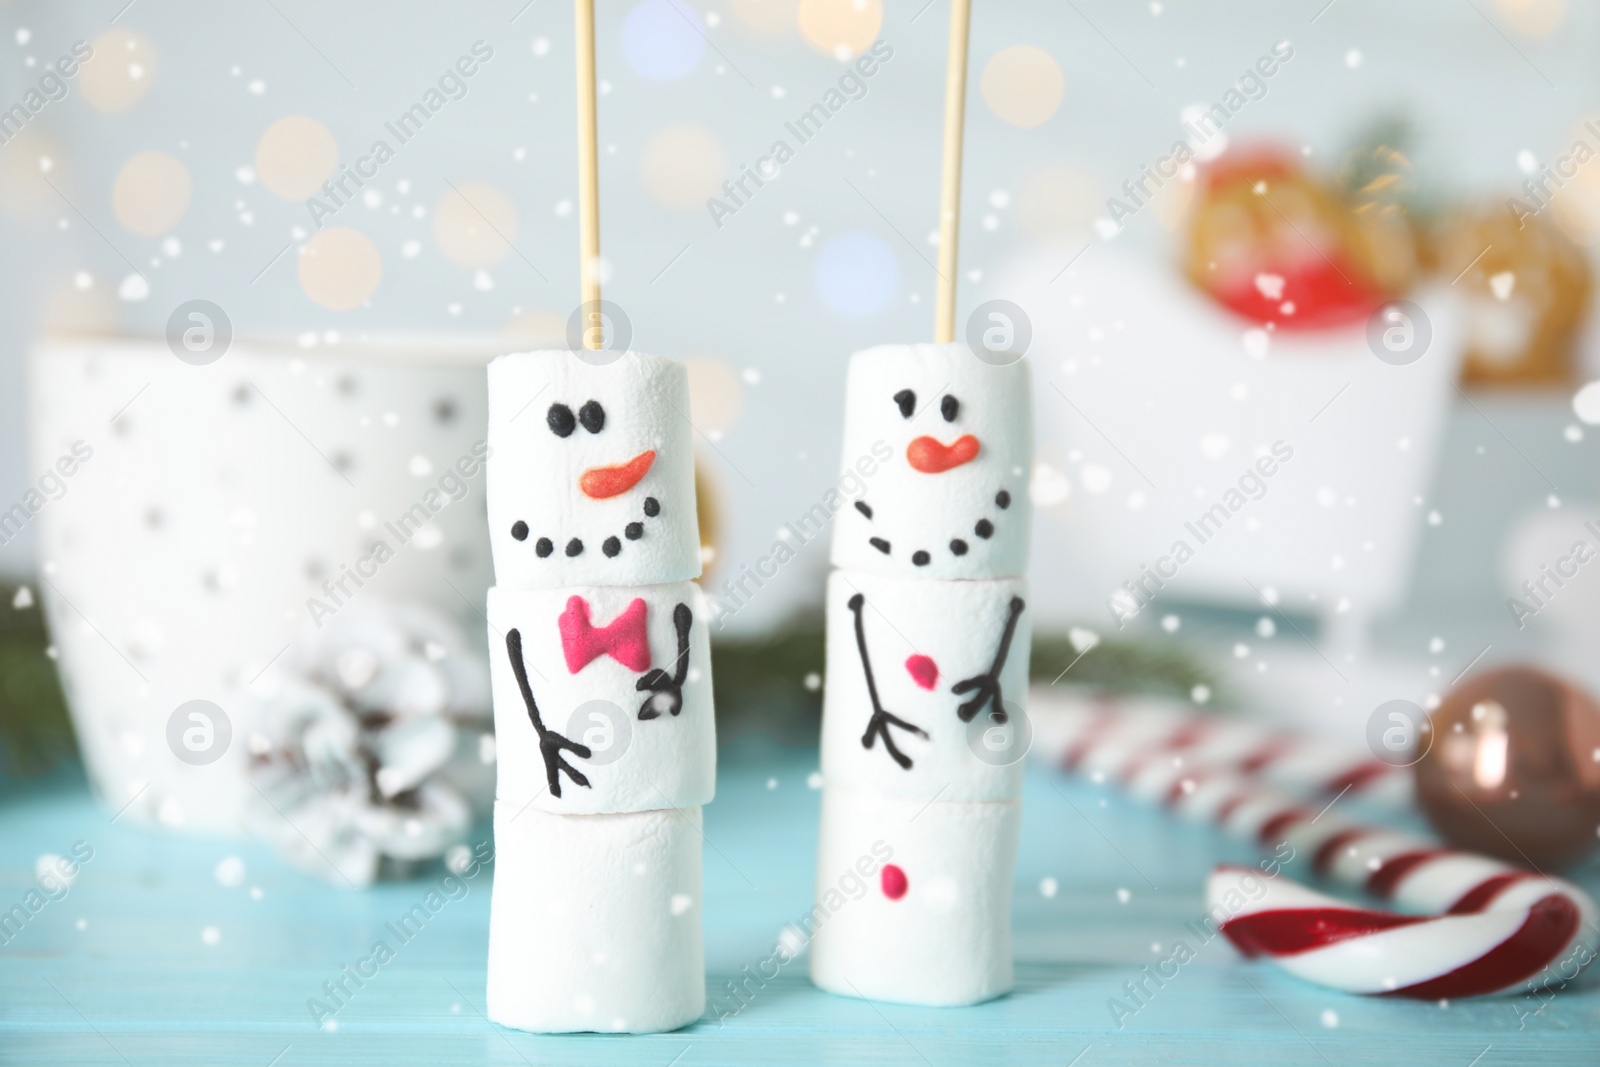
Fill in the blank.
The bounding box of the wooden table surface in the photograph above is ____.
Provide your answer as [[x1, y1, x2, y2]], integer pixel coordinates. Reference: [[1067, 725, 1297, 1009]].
[[3, 738, 1597, 1066]]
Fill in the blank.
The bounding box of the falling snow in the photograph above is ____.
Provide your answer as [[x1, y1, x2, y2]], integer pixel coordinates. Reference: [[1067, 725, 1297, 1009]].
[[213, 856, 246, 887]]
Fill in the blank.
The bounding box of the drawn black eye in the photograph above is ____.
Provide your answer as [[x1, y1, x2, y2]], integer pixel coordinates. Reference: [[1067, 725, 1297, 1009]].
[[893, 389, 916, 419], [941, 394, 959, 422], [578, 400, 605, 434], [547, 403, 576, 437]]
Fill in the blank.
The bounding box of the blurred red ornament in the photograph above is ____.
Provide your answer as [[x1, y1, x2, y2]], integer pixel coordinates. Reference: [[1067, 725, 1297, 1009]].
[[1184, 144, 1410, 332], [1414, 666, 1600, 870]]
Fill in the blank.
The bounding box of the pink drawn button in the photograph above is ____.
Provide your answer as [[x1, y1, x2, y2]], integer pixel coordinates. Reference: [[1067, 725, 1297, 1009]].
[[904, 654, 939, 691]]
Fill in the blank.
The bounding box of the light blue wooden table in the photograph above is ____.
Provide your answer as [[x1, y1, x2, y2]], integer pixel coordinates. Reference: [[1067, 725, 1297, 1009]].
[[3, 739, 1597, 1066]]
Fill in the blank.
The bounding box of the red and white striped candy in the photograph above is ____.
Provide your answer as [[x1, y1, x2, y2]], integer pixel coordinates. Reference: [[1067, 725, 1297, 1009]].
[[1032, 690, 1600, 997], [1209, 864, 1592, 998], [1034, 691, 1409, 807]]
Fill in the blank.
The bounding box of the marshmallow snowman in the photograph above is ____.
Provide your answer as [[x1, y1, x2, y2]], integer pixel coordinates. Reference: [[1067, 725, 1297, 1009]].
[[814, 342, 1033, 1007], [484, 350, 713, 1034], [820, 569, 1031, 803], [487, 351, 701, 590], [832, 343, 1032, 581], [486, 799, 705, 1033], [487, 582, 715, 815], [810, 785, 1021, 1007]]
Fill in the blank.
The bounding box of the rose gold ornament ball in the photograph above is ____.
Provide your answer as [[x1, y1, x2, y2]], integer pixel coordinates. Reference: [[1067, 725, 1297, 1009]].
[[1414, 666, 1600, 870]]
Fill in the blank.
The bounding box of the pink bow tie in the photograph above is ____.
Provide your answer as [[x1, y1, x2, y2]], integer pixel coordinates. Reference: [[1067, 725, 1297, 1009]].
[[558, 595, 652, 674]]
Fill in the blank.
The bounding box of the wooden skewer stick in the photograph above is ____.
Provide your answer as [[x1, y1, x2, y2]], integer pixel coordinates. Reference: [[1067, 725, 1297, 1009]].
[[933, 0, 973, 345], [575, 0, 602, 350]]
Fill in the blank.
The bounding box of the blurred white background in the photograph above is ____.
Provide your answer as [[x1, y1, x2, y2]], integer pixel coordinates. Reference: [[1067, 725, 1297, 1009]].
[[1, 0, 1598, 655]]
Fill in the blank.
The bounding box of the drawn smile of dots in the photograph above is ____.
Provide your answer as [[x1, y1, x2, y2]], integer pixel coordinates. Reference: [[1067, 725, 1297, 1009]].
[[516, 395, 664, 558], [513, 496, 661, 560], [861, 489, 1012, 563]]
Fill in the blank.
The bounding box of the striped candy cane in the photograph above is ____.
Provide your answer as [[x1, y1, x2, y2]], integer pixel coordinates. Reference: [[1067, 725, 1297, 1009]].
[[1035, 691, 1410, 807], [1033, 690, 1599, 997]]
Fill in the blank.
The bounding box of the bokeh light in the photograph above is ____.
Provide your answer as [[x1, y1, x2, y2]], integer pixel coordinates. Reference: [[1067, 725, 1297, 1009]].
[[1016, 162, 1098, 240], [502, 310, 567, 342], [299, 227, 382, 310], [730, 0, 798, 36], [640, 124, 727, 212], [814, 231, 899, 317], [1495, 0, 1565, 38], [80, 29, 157, 113], [255, 117, 340, 200], [620, 0, 705, 80], [1573, 380, 1600, 424], [112, 151, 191, 237], [686, 357, 745, 436], [980, 45, 1065, 128], [41, 279, 119, 337], [1549, 117, 1600, 246], [433, 183, 519, 268], [797, 0, 883, 60], [1551, 170, 1600, 247], [1150, 170, 1196, 232], [0, 129, 62, 219]]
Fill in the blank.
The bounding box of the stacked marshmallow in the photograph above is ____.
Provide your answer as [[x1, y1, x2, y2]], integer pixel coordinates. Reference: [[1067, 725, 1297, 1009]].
[[811, 344, 1034, 1006], [483, 351, 715, 1033]]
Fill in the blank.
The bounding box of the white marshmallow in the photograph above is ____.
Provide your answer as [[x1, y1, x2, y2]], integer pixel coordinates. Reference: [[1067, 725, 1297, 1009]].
[[831, 344, 1032, 581], [487, 351, 701, 589], [487, 582, 715, 815], [487, 800, 705, 1033], [809, 785, 1019, 1006], [821, 569, 1030, 801]]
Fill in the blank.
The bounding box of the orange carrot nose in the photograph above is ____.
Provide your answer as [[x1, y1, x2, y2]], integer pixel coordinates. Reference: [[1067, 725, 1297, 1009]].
[[906, 435, 979, 474], [579, 450, 656, 499]]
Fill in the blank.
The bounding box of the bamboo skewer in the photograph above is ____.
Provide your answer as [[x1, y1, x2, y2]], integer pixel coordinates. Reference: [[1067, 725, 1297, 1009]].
[[933, 0, 973, 345], [575, 0, 602, 350]]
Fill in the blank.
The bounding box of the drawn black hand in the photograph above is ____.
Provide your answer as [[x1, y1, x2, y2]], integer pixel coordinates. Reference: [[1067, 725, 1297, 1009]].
[[951, 596, 1026, 725], [537, 728, 592, 799], [848, 592, 929, 770], [952, 672, 1004, 724], [506, 628, 592, 798], [861, 708, 930, 770], [636, 602, 692, 720], [636, 668, 682, 720]]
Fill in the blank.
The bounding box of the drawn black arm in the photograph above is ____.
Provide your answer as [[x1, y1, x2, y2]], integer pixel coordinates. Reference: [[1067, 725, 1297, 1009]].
[[951, 595, 1026, 724], [506, 628, 592, 798], [848, 592, 929, 770], [636, 602, 692, 720]]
